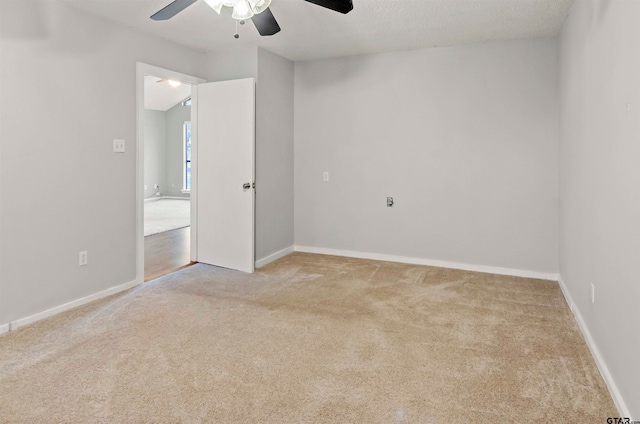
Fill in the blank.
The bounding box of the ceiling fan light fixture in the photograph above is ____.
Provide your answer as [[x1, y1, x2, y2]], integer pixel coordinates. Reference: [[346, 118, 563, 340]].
[[203, 0, 271, 20], [248, 0, 271, 14], [232, 0, 254, 20], [203, 0, 224, 14]]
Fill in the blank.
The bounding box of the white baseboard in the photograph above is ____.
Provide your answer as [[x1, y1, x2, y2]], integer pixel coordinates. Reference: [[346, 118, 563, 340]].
[[144, 196, 189, 204], [294, 246, 558, 281], [256, 246, 295, 268], [557, 276, 630, 419], [0, 324, 9, 336], [9, 279, 140, 332]]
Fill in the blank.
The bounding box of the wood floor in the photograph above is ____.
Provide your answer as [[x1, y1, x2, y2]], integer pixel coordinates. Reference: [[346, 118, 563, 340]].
[[144, 227, 193, 282]]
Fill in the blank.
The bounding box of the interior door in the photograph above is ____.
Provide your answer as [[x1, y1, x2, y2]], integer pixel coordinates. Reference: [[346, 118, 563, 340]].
[[194, 78, 255, 273]]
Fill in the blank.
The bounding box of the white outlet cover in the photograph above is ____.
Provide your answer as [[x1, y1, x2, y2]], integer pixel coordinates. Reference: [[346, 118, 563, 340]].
[[323, 172, 329, 182], [79, 251, 88, 267]]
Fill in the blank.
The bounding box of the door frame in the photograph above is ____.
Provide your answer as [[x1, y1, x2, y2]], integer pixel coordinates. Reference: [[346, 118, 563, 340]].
[[135, 63, 205, 285]]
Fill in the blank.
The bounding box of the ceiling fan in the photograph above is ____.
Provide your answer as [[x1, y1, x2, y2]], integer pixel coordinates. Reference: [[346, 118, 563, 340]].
[[150, 0, 353, 37]]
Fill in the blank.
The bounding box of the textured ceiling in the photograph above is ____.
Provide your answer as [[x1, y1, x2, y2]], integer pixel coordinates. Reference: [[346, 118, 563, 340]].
[[62, 0, 574, 62]]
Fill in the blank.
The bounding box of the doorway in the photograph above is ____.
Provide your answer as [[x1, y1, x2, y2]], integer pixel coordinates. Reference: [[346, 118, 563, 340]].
[[136, 64, 205, 284], [143, 75, 191, 281], [136, 64, 256, 284]]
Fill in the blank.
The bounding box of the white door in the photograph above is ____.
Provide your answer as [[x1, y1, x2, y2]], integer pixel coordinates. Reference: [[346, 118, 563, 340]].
[[193, 78, 255, 273]]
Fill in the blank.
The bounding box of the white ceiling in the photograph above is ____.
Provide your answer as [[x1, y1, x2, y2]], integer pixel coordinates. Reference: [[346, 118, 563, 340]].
[[62, 0, 574, 62], [144, 75, 192, 111]]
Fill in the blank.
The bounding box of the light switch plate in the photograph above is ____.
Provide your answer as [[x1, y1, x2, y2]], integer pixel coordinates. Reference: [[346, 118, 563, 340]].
[[113, 139, 125, 153], [79, 251, 88, 267]]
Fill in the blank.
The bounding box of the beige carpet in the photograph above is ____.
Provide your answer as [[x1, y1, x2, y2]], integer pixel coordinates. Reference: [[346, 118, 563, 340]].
[[0, 253, 616, 423]]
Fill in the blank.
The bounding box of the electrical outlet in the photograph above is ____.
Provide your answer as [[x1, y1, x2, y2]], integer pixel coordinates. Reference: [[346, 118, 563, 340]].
[[79, 251, 88, 267], [113, 139, 125, 153], [387, 197, 394, 207], [154, 184, 159, 189], [591, 283, 595, 304], [323, 172, 329, 182]]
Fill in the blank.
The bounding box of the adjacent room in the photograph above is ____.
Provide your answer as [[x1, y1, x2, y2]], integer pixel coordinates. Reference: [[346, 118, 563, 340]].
[[0, 0, 638, 422], [143, 74, 193, 281]]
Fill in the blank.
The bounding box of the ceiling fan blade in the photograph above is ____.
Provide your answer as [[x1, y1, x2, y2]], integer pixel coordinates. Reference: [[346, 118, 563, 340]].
[[251, 8, 281, 36], [150, 0, 198, 21], [303, 0, 353, 14]]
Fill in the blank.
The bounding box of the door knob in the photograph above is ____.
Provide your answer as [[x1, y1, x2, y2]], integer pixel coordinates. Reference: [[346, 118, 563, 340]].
[[243, 182, 251, 190]]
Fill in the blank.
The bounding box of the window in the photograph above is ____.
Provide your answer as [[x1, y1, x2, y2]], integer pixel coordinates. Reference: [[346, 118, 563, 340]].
[[183, 121, 191, 192]]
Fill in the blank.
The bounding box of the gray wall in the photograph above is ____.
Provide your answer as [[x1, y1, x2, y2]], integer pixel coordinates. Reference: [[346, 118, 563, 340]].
[[144, 110, 167, 198], [205, 47, 258, 82], [143, 104, 191, 199], [255, 48, 295, 261], [165, 102, 191, 198], [559, 0, 640, 416], [0, 0, 206, 325], [294, 38, 560, 274]]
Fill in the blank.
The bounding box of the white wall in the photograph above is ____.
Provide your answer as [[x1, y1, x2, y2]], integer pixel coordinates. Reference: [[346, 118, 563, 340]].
[[164, 102, 191, 198], [559, 0, 640, 417], [255, 48, 295, 262], [295, 39, 560, 274], [0, 0, 206, 325], [144, 110, 167, 198]]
